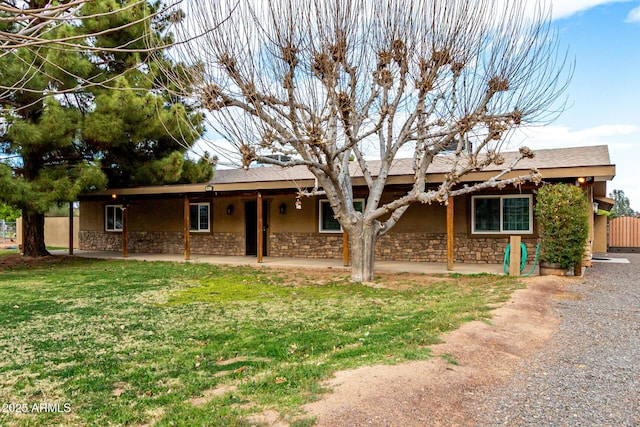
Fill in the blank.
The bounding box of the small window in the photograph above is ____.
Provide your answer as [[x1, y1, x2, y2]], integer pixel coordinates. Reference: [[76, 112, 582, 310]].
[[189, 203, 210, 232], [472, 195, 533, 234], [319, 199, 364, 233], [105, 205, 123, 232]]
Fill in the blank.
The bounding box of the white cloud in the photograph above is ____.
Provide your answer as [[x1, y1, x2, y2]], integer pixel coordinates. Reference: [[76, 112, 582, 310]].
[[549, 0, 635, 20], [512, 123, 640, 149], [626, 5, 640, 22]]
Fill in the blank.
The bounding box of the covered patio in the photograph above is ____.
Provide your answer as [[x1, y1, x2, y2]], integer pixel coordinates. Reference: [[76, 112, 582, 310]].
[[52, 250, 510, 276]]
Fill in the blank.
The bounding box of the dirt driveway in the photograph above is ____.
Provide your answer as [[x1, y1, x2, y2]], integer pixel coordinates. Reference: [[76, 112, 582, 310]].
[[302, 275, 575, 426]]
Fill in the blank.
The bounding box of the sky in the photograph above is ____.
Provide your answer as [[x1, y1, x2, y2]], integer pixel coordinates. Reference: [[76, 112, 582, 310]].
[[195, 0, 640, 210], [512, 0, 640, 209]]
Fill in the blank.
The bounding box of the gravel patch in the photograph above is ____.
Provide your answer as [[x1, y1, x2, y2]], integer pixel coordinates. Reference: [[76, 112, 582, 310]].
[[476, 253, 640, 426]]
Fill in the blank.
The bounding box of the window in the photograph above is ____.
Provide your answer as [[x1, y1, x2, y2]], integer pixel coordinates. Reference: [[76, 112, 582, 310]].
[[189, 203, 210, 232], [105, 205, 123, 232], [472, 195, 533, 234], [319, 199, 364, 233]]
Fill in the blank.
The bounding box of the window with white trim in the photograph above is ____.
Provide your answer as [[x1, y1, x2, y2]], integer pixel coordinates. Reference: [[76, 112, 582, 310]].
[[105, 205, 123, 232], [319, 199, 364, 233], [189, 203, 210, 232], [472, 195, 533, 234]]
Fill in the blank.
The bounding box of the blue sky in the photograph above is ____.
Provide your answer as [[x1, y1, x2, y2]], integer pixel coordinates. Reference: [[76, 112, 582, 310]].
[[514, 0, 640, 209]]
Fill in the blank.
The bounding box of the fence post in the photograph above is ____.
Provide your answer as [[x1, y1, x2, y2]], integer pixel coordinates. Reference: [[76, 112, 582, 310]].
[[509, 235, 522, 277], [69, 203, 74, 255]]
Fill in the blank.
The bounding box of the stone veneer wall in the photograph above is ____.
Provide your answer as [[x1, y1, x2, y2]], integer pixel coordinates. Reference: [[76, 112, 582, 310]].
[[270, 232, 538, 264], [79, 231, 244, 256], [377, 233, 539, 264], [80, 230, 538, 263], [269, 232, 344, 258]]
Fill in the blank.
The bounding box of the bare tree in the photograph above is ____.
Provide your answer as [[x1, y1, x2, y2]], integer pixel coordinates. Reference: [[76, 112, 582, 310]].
[[160, 0, 571, 281]]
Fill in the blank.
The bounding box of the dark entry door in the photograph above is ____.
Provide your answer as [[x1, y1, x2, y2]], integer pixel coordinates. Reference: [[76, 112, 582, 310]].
[[245, 200, 268, 256]]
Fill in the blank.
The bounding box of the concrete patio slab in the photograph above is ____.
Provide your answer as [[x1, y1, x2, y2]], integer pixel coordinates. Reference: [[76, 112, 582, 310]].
[[51, 250, 516, 275]]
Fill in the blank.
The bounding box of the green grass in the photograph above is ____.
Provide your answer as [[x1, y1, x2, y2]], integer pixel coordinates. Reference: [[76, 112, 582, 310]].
[[439, 353, 460, 366], [0, 258, 523, 426]]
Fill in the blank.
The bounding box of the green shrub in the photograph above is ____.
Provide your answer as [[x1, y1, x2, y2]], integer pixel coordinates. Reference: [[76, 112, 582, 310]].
[[535, 183, 590, 270]]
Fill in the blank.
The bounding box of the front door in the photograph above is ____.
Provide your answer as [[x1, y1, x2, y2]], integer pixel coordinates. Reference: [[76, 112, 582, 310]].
[[245, 200, 268, 256]]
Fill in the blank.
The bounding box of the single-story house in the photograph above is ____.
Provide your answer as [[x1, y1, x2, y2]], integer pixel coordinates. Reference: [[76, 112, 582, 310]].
[[78, 145, 616, 265]]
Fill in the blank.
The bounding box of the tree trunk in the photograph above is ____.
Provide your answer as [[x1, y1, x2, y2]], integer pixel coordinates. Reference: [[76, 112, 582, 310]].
[[349, 223, 377, 282], [22, 212, 50, 257]]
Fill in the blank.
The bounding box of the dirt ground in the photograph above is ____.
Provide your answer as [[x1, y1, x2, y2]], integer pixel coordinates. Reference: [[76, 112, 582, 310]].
[[0, 252, 77, 270], [301, 275, 578, 427]]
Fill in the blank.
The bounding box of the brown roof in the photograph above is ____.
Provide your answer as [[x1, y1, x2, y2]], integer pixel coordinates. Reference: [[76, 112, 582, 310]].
[[87, 145, 615, 196], [211, 145, 614, 185]]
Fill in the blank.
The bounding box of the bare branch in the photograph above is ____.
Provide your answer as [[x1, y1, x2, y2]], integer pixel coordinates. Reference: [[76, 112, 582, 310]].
[[158, 0, 572, 281], [0, 1, 232, 109]]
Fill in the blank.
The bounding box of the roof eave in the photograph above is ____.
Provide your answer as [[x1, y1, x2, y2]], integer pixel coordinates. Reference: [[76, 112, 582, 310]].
[[83, 183, 213, 197], [80, 164, 616, 197]]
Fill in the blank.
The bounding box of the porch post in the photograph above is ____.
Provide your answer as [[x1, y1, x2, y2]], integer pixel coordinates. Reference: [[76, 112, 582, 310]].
[[257, 192, 263, 263], [446, 196, 454, 271], [343, 231, 350, 266], [509, 235, 521, 277], [122, 204, 128, 258], [184, 195, 190, 260], [68, 202, 74, 256]]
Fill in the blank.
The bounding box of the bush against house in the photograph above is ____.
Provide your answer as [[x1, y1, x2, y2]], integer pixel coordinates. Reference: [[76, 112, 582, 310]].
[[535, 184, 590, 270]]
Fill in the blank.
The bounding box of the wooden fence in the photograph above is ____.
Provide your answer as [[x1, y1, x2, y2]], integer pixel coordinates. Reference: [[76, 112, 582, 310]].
[[609, 216, 640, 252], [16, 217, 79, 249]]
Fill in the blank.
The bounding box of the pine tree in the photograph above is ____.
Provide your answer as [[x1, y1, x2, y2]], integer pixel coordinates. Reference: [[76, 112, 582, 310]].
[[609, 189, 638, 218], [0, 1, 210, 257]]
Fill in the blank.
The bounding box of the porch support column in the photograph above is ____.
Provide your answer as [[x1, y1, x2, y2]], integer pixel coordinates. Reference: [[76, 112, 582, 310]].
[[184, 195, 191, 260], [343, 231, 349, 266], [509, 235, 521, 277], [68, 202, 74, 256], [446, 197, 454, 271], [122, 204, 128, 258], [257, 192, 263, 263]]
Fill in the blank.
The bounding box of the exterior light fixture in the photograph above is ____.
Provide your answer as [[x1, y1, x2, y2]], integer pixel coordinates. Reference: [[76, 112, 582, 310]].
[[279, 203, 287, 215], [226, 204, 234, 215], [111, 194, 117, 199], [295, 196, 302, 210], [577, 177, 587, 184]]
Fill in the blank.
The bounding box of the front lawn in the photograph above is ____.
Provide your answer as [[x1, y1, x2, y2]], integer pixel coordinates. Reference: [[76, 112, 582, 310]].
[[0, 257, 522, 426]]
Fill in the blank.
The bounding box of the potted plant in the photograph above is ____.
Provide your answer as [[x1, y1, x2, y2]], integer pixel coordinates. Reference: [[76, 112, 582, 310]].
[[535, 183, 590, 276]]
